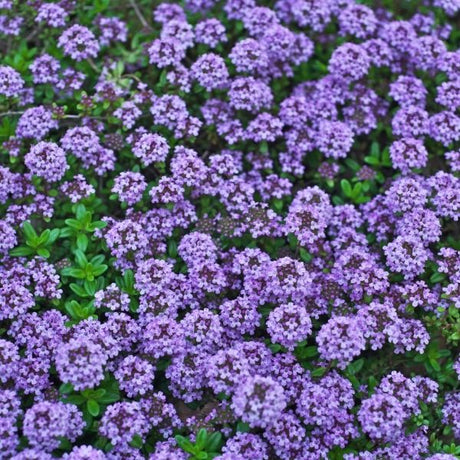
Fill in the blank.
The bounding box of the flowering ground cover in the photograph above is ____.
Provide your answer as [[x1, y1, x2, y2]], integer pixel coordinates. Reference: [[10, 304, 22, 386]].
[[1, 0, 460, 458]]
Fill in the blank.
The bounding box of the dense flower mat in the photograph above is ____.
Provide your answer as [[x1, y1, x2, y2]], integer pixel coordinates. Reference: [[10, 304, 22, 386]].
[[0, 0, 460, 458]]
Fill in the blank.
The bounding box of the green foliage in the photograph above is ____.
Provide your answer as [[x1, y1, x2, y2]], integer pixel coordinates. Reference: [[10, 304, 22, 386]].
[[175, 429, 223, 459]]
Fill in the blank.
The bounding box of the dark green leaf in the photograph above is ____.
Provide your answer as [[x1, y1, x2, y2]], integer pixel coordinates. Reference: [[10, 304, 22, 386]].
[[205, 432, 222, 452], [22, 221, 38, 241], [87, 399, 100, 417], [341, 179, 352, 197], [59, 382, 74, 394]]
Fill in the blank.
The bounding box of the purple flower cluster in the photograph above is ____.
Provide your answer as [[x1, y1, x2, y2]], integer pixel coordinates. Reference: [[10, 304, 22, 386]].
[[0, 0, 459, 457]]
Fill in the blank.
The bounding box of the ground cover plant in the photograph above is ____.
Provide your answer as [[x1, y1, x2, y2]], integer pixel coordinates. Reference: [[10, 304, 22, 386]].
[[0, 0, 460, 458]]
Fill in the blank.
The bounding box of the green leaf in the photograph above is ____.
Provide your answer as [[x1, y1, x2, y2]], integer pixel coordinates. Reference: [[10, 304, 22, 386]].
[[299, 248, 312, 262], [428, 357, 441, 372], [98, 391, 120, 404], [364, 156, 380, 166], [37, 229, 51, 245], [84, 280, 97, 296], [48, 228, 60, 243], [123, 270, 134, 289], [75, 204, 86, 220], [59, 227, 73, 238], [59, 382, 74, 394], [347, 358, 365, 375], [36, 248, 50, 258], [90, 254, 105, 266], [88, 220, 107, 230], [10, 246, 34, 257], [341, 179, 352, 197], [205, 432, 222, 452], [295, 345, 318, 360], [22, 221, 38, 241], [70, 283, 89, 297], [370, 141, 380, 157], [273, 198, 283, 212], [236, 422, 250, 433], [87, 399, 100, 417], [65, 395, 86, 405], [67, 268, 86, 279], [430, 272, 445, 284], [77, 234, 89, 252], [311, 367, 327, 378], [351, 182, 362, 200], [65, 218, 82, 230], [130, 434, 144, 449], [175, 435, 196, 454], [75, 249, 88, 268], [196, 429, 208, 450], [92, 264, 108, 277]]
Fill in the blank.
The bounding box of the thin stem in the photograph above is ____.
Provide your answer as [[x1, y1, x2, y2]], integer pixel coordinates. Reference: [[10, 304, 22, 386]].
[[87, 58, 100, 73], [123, 73, 142, 83], [128, 0, 150, 29], [0, 111, 24, 118]]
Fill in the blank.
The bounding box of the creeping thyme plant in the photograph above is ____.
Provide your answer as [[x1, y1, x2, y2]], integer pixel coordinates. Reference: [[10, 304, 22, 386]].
[[0, 0, 460, 458]]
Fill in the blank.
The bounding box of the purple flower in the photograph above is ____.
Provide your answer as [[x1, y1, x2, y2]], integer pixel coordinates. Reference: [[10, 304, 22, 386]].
[[58, 25, 100, 61], [316, 120, 354, 159], [243, 6, 279, 38], [290, 0, 332, 32], [389, 76, 427, 107], [16, 106, 58, 140], [228, 77, 273, 113], [267, 303, 312, 351], [35, 3, 68, 27], [63, 445, 107, 460], [114, 355, 156, 397], [55, 336, 108, 391], [358, 393, 407, 442], [442, 393, 460, 439], [132, 132, 169, 166], [231, 375, 286, 428], [30, 54, 60, 85], [329, 43, 370, 82], [60, 174, 95, 203], [147, 38, 186, 68], [338, 4, 377, 39], [141, 315, 185, 359], [384, 235, 429, 279], [195, 19, 227, 48], [386, 318, 430, 354], [380, 20, 417, 52], [23, 401, 84, 451], [429, 111, 460, 146], [229, 38, 268, 73], [389, 138, 428, 173], [25, 141, 68, 182], [245, 113, 283, 142], [392, 106, 429, 138], [153, 3, 186, 24], [223, 433, 268, 460], [0, 65, 24, 97], [0, 220, 17, 256], [99, 401, 149, 447], [97, 17, 128, 46], [113, 101, 141, 129], [317, 315, 366, 368], [190, 53, 229, 90], [111, 171, 147, 206]]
